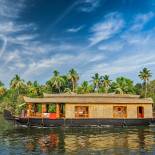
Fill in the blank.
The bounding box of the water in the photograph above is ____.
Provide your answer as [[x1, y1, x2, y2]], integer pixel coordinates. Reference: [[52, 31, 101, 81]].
[[0, 115, 155, 155]]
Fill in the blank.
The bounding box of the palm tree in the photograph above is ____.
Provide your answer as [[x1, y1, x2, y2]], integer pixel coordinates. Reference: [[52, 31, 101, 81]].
[[50, 70, 65, 93], [64, 88, 72, 94], [27, 81, 43, 97], [67, 69, 79, 92], [101, 75, 111, 93], [27, 81, 32, 86], [77, 81, 93, 94], [139, 68, 152, 98], [91, 73, 101, 92], [10, 74, 26, 95], [111, 77, 135, 94]]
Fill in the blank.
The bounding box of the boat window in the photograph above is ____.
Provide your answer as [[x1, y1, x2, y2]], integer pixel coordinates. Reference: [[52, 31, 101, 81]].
[[46, 104, 50, 113], [60, 103, 65, 118], [48, 104, 56, 113], [33, 103, 42, 113], [75, 106, 89, 118], [137, 106, 144, 118], [113, 106, 127, 118]]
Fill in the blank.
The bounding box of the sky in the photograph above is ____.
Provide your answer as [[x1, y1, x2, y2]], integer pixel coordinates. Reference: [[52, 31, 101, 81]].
[[0, 0, 155, 86]]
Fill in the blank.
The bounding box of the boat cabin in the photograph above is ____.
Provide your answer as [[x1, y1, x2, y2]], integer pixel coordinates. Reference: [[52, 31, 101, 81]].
[[23, 94, 153, 119]]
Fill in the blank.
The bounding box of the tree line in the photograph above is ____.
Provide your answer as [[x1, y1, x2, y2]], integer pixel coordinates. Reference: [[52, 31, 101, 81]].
[[0, 67, 154, 114]]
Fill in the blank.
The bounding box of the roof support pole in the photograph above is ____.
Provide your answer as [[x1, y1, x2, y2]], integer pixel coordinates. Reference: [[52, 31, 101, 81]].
[[27, 103, 32, 117], [42, 103, 47, 113], [56, 103, 60, 119]]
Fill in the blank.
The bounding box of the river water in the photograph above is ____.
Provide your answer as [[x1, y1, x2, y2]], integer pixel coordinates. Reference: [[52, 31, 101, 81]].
[[0, 115, 155, 155]]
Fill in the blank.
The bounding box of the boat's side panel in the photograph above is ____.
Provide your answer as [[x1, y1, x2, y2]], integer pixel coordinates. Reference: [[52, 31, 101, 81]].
[[143, 104, 153, 118], [16, 118, 153, 127], [65, 103, 153, 119], [65, 119, 151, 126]]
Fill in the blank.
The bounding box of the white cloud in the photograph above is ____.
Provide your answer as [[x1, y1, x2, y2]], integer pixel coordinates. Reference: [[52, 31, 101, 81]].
[[0, 0, 26, 18], [89, 12, 124, 46], [0, 34, 7, 57], [0, 22, 37, 34], [0, 0, 37, 59], [98, 41, 124, 52], [67, 25, 84, 32], [89, 54, 105, 62], [1, 50, 22, 67], [79, 0, 101, 12], [130, 12, 154, 31]]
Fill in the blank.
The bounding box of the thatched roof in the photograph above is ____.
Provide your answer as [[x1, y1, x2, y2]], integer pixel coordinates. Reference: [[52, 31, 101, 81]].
[[23, 93, 153, 104], [43, 93, 140, 98]]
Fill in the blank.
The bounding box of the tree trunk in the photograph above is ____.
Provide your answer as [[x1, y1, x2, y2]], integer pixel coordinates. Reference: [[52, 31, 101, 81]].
[[72, 80, 75, 92], [145, 81, 147, 98], [105, 86, 108, 94], [58, 87, 61, 93]]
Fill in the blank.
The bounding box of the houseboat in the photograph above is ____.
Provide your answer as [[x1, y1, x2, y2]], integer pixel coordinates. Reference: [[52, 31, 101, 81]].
[[4, 93, 155, 127]]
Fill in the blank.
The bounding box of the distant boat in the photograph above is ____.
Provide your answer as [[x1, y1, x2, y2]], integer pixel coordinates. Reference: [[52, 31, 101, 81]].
[[4, 93, 155, 127]]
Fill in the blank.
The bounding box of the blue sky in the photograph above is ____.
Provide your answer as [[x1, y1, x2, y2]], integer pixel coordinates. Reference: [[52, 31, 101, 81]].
[[0, 0, 155, 86]]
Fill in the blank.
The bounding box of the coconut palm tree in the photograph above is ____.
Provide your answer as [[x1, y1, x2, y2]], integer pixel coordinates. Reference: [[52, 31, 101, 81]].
[[101, 75, 111, 93], [77, 81, 93, 94], [139, 68, 152, 98], [67, 69, 79, 92], [91, 73, 101, 92], [27, 81, 32, 87], [50, 70, 65, 93], [10, 74, 26, 95], [27, 81, 43, 97], [64, 88, 72, 94], [111, 77, 135, 94]]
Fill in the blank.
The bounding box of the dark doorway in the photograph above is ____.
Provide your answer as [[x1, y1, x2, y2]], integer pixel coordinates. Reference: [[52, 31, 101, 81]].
[[137, 106, 144, 118]]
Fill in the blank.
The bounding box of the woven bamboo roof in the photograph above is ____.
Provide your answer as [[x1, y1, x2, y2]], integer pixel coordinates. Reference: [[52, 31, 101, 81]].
[[23, 93, 153, 104], [43, 93, 140, 98]]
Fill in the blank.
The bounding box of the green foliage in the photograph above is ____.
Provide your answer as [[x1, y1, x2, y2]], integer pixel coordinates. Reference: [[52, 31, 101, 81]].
[[48, 70, 65, 93], [77, 81, 93, 94], [110, 77, 135, 94], [0, 81, 4, 87], [48, 104, 56, 113], [100, 75, 111, 93], [27, 81, 43, 97], [67, 68, 79, 92], [91, 73, 101, 92], [139, 68, 152, 97], [145, 80, 155, 102], [64, 88, 72, 94]]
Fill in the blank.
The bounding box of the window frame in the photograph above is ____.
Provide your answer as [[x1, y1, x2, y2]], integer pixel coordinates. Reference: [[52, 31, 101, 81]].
[[75, 106, 89, 118], [113, 106, 127, 118]]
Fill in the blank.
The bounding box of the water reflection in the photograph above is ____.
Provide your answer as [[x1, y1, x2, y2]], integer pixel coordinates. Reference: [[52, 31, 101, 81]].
[[0, 115, 155, 155]]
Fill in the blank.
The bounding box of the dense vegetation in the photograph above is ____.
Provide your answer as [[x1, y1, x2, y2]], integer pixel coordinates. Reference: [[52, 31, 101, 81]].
[[0, 67, 154, 114]]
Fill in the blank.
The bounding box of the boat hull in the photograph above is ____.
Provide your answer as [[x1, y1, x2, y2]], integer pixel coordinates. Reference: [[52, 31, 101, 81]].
[[15, 117, 154, 127], [4, 110, 154, 127]]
